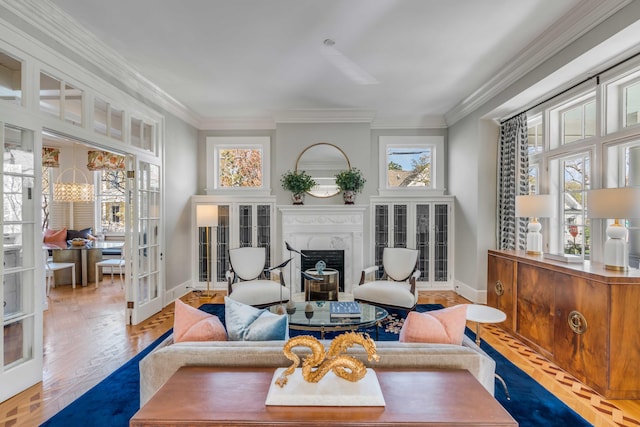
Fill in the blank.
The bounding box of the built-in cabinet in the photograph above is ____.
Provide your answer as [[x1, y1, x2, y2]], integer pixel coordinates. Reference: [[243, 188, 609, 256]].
[[371, 196, 454, 289], [487, 249, 640, 399], [191, 196, 276, 291]]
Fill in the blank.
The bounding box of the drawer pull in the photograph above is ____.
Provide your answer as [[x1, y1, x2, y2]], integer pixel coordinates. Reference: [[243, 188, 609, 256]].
[[495, 280, 504, 296], [568, 310, 587, 334]]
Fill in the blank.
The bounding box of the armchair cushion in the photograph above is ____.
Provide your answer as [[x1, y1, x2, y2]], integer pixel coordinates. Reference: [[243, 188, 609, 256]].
[[173, 299, 227, 343], [353, 281, 418, 309], [399, 305, 467, 345], [224, 297, 288, 341]]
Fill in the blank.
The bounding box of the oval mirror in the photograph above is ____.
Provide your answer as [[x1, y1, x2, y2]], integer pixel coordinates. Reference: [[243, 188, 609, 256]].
[[296, 143, 350, 198]]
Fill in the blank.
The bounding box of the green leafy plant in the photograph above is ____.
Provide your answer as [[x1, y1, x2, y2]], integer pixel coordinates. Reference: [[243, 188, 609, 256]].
[[335, 167, 366, 193], [280, 170, 316, 194]]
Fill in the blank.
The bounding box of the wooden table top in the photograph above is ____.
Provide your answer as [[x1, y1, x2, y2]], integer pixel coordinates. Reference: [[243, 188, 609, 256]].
[[130, 367, 517, 427]]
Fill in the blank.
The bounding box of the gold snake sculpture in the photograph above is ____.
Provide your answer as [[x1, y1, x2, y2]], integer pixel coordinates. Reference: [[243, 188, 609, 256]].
[[275, 332, 380, 387]]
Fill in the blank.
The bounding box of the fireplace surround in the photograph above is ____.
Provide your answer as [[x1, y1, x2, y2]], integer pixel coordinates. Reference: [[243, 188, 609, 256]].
[[279, 205, 365, 296]]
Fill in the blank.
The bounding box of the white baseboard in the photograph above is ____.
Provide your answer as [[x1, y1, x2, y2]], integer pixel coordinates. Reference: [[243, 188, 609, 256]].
[[164, 280, 192, 306], [454, 279, 486, 304]]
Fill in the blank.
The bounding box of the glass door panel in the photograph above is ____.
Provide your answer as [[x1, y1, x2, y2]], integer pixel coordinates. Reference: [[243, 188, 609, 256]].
[[0, 123, 40, 403], [393, 204, 407, 248], [434, 204, 449, 282], [256, 204, 271, 268], [129, 158, 162, 324], [415, 204, 430, 281], [238, 205, 252, 247]]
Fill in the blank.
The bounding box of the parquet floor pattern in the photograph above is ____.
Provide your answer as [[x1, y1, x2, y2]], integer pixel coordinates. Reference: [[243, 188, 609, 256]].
[[1, 286, 639, 426]]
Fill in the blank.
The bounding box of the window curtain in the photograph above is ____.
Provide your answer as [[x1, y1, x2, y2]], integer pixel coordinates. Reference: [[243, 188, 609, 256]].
[[497, 113, 529, 250], [87, 150, 125, 171], [42, 147, 60, 167]]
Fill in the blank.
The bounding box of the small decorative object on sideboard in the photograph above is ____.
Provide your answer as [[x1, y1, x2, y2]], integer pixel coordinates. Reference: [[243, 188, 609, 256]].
[[335, 167, 365, 205], [280, 170, 316, 205]]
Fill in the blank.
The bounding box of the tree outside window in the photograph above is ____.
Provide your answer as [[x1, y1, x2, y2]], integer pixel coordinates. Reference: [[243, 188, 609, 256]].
[[97, 169, 125, 233], [218, 148, 263, 188]]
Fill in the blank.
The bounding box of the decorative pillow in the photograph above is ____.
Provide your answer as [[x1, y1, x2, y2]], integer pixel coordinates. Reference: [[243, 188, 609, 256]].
[[67, 227, 94, 240], [224, 296, 288, 341], [173, 299, 227, 343], [399, 304, 467, 345], [44, 227, 67, 243]]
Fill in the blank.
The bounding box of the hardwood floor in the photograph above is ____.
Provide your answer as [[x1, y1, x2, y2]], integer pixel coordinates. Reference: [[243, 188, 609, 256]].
[[1, 284, 639, 426]]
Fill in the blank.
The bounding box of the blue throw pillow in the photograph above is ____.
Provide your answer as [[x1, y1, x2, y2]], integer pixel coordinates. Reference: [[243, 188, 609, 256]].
[[224, 296, 288, 341], [67, 227, 93, 240]]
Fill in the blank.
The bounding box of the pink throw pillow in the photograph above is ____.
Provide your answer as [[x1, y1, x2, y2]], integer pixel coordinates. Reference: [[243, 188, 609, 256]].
[[173, 299, 227, 343], [399, 305, 467, 345], [44, 228, 67, 243]]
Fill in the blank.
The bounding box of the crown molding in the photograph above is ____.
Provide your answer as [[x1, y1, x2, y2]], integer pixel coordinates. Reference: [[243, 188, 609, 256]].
[[273, 108, 377, 124], [371, 115, 447, 129], [444, 0, 632, 126], [199, 116, 276, 130], [1, 0, 202, 128]]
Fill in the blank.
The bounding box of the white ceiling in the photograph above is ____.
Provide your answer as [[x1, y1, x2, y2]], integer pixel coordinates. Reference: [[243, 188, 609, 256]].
[[48, 0, 622, 124]]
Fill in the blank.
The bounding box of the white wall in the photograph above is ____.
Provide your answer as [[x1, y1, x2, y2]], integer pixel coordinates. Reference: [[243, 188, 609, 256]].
[[448, 1, 640, 299], [163, 113, 199, 291]]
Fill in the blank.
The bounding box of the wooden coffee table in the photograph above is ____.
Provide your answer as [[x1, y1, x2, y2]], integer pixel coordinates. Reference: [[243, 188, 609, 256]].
[[130, 367, 517, 426]]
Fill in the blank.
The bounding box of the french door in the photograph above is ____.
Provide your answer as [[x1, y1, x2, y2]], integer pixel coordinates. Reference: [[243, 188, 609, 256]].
[[125, 155, 163, 325], [0, 122, 41, 402]]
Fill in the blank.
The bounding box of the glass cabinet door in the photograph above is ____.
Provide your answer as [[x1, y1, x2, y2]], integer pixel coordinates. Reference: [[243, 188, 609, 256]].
[[415, 204, 430, 282], [434, 203, 449, 282]]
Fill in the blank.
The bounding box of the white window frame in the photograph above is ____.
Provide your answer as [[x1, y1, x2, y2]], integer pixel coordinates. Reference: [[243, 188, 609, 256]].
[[94, 169, 126, 236], [378, 136, 445, 196], [205, 136, 271, 195]]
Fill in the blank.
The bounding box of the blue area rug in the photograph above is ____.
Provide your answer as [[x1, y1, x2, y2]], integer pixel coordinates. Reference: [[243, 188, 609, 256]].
[[41, 303, 592, 427]]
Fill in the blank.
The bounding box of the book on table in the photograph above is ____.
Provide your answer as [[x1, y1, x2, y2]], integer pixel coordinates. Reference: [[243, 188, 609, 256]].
[[330, 301, 361, 318]]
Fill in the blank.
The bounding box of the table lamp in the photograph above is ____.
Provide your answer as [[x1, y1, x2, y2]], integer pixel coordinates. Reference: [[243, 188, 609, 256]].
[[515, 194, 555, 255], [196, 205, 218, 298], [587, 187, 640, 270]]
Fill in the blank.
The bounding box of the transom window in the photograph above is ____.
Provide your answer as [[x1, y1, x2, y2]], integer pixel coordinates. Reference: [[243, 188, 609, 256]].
[[378, 136, 445, 195], [205, 136, 271, 194], [0, 50, 22, 106]]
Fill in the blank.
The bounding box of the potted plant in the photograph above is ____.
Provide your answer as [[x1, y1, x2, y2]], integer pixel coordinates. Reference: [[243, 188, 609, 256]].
[[335, 167, 366, 204], [280, 170, 316, 205]]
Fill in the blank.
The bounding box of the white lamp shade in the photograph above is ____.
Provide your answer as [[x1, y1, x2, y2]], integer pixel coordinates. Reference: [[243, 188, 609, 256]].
[[587, 188, 640, 219], [515, 195, 555, 218], [196, 205, 218, 227]]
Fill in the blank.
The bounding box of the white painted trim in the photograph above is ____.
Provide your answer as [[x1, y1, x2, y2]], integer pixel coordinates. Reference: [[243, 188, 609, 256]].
[[0, 0, 201, 128], [204, 136, 272, 195], [378, 136, 446, 195], [164, 280, 192, 306], [200, 116, 276, 130], [445, 0, 631, 126], [273, 109, 376, 123], [371, 116, 447, 129], [454, 279, 486, 304]]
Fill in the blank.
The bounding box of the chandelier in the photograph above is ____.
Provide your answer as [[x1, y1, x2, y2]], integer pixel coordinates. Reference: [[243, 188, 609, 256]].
[[53, 167, 94, 202]]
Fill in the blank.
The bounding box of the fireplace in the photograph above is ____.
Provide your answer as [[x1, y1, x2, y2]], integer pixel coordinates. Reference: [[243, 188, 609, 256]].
[[300, 249, 345, 292], [279, 205, 365, 295]]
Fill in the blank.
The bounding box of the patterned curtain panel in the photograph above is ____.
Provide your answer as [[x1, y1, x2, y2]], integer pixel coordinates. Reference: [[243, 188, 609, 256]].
[[42, 147, 60, 167], [87, 150, 125, 171], [497, 113, 529, 250]]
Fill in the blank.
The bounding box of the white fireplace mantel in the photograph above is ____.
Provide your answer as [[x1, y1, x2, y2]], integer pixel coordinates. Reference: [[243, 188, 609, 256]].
[[279, 205, 367, 295]]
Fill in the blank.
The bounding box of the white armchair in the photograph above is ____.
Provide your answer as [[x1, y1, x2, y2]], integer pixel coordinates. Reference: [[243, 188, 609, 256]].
[[226, 247, 289, 308], [353, 247, 419, 310]]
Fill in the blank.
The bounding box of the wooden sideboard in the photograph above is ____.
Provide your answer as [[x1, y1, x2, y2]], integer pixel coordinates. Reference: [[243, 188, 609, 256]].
[[487, 249, 640, 399]]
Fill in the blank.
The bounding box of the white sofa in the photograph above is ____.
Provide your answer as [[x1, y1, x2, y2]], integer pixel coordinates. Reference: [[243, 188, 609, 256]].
[[139, 334, 496, 406]]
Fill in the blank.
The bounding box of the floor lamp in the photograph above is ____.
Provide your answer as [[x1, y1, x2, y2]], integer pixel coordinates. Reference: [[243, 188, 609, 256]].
[[587, 187, 640, 270], [196, 205, 218, 299]]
